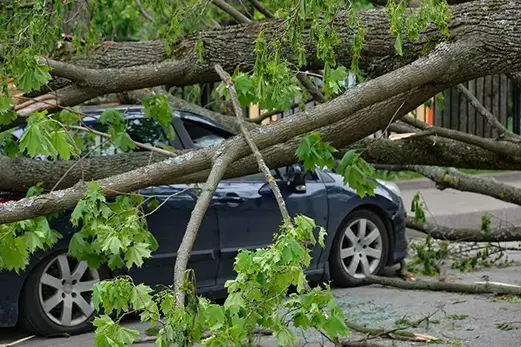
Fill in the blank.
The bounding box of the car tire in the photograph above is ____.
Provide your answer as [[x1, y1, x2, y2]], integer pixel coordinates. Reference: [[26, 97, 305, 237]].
[[18, 251, 107, 336], [330, 209, 389, 287]]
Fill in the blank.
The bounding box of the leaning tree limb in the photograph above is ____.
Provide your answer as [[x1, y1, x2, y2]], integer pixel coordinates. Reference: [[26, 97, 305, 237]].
[[172, 144, 240, 307], [455, 83, 518, 141], [214, 64, 291, 221], [405, 216, 521, 242], [366, 274, 521, 296]]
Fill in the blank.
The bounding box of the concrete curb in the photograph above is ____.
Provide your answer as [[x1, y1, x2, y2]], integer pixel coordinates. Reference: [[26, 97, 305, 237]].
[[395, 171, 521, 191]]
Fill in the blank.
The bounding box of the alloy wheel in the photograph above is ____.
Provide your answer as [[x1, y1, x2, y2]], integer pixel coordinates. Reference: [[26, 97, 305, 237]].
[[339, 218, 383, 279], [37, 253, 100, 327]]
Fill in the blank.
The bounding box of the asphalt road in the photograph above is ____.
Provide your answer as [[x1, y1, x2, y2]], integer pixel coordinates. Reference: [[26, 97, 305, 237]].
[[3, 174, 521, 346], [3, 261, 521, 347]]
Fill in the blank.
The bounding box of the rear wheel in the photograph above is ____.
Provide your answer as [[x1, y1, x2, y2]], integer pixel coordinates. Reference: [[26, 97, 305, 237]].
[[330, 209, 389, 287], [19, 251, 105, 336]]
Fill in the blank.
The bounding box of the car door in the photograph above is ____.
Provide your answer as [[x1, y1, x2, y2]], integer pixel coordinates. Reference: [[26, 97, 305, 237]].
[[77, 116, 221, 289], [213, 169, 329, 285]]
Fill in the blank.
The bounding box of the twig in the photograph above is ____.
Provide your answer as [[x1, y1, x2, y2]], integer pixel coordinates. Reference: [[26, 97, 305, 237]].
[[247, 0, 274, 18], [215, 64, 291, 222], [134, 327, 272, 344], [343, 320, 438, 342], [135, 0, 155, 22], [69, 125, 177, 158], [211, 0, 251, 23], [366, 274, 521, 296], [0, 335, 35, 347], [455, 83, 517, 140]]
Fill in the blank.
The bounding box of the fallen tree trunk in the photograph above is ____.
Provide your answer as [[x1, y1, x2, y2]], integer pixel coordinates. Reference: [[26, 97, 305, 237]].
[[406, 216, 521, 242], [367, 275, 521, 296]]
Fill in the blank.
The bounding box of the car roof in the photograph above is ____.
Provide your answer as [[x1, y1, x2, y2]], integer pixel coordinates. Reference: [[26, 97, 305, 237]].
[[10, 105, 236, 140], [79, 104, 235, 134]]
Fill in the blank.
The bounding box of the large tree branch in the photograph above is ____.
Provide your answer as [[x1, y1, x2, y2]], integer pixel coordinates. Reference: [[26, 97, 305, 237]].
[[455, 83, 517, 140], [378, 165, 521, 206], [344, 136, 521, 171]]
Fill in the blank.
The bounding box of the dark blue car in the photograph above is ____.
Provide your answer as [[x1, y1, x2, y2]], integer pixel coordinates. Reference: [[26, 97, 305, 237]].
[[0, 105, 407, 336]]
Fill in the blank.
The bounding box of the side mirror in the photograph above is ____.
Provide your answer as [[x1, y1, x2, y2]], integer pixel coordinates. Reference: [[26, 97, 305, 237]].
[[286, 164, 307, 193]]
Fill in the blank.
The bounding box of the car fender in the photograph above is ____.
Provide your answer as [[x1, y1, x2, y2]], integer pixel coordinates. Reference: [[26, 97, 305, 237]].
[[316, 183, 400, 267]]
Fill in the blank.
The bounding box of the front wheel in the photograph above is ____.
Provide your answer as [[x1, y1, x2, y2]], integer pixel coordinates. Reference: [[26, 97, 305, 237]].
[[19, 251, 105, 336], [330, 209, 389, 287]]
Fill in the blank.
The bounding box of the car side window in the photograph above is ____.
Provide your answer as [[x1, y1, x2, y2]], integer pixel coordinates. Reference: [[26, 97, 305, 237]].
[[80, 118, 174, 157], [182, 120, 226, 148]]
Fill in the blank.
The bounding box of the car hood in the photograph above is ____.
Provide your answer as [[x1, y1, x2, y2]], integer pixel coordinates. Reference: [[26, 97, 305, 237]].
[[321, 169, 401, 205]]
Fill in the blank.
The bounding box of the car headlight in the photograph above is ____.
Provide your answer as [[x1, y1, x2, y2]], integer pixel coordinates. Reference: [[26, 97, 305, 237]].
[[376, 179, 402, 199]]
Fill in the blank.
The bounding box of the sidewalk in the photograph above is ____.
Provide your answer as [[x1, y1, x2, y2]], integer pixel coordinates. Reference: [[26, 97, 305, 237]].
[[396, 171, 521, 229]]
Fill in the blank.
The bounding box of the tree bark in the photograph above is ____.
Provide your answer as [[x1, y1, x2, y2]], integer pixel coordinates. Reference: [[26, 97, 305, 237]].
[[406, 216, 521, 242]]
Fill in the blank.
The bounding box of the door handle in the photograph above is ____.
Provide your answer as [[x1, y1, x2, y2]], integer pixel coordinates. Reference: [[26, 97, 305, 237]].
[[219, 193, 244, 204]]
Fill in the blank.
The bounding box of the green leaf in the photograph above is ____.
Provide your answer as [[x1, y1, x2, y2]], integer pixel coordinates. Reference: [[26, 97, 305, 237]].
[[124, 243, 152, 268], [296, 131, 337, 172], [19, 117, 58, 158], [51, 129, 76, 160], [323, 308, 349, 337], [114, 131, 136, 152], [337, 150, 377, 197], [142, 93, 175, 140], [100, 109, 125, 125], [22, 231, 44, 252], [318, 227, 327, 248], [107, 255, 124, 270], [68, 233, 86, 258], [274, 326, 294, 346], [15, 64, 52, 93], [233, 73, 255, 107], [104, 236, 123, 255], [0, 96, 11, 111]]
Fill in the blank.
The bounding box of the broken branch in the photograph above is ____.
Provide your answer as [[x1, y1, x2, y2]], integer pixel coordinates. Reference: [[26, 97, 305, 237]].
[[455, 83, 516, 140], [366, 274, 521, 296], [406, 216, 521, 242]]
